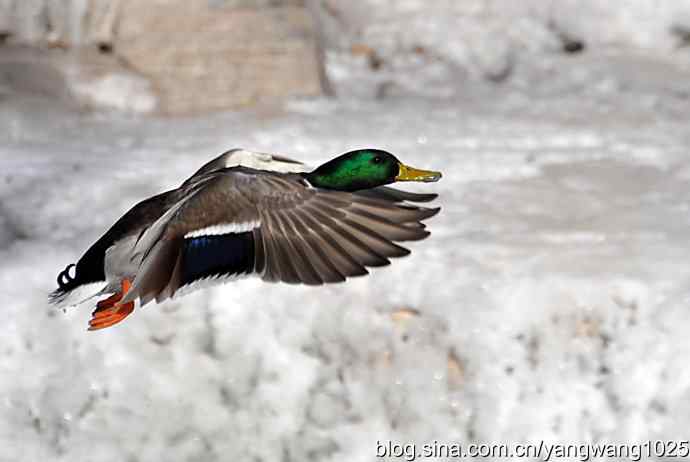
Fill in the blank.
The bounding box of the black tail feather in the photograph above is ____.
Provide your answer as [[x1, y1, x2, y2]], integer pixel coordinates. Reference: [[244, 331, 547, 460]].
[[49, 263, 79, 305], [56, 263, 77, 291]]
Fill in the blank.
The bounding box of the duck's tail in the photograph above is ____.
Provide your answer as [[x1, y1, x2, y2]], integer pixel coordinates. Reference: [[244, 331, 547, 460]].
[[49, 263, 105, 308]]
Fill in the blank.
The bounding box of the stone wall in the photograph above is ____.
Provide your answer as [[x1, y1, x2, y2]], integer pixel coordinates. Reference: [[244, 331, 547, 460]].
[[0, 0, 325, 114], [115, 0, 322, 114]]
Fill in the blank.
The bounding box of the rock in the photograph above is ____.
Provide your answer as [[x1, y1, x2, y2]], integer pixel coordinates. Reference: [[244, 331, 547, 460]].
[[0, 47, 73, 103], [69, 70, 157, 113], [114, 0, 323, 114], [0, 45, 158, 113]]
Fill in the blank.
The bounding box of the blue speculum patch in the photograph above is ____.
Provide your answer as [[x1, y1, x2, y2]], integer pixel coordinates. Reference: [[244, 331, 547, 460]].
[[181, 231, 255, 285]]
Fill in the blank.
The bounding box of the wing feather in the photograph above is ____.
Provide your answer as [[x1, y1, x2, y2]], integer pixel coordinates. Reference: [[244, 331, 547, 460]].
[[282, 208, 347, 283], [301, 204, 391, 267], [344, 208, 430, 242], [273, 210, 323, 285], [287, 209, 367, 279], [357, 186, 438, 203]]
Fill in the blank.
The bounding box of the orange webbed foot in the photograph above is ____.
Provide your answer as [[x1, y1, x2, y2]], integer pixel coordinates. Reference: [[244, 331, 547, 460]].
[[88, 301, 134, 331], [95, 291, 123, 311], [88, 279, 134, 331]]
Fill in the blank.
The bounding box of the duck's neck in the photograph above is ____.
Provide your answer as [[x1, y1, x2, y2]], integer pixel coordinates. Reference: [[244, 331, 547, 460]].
[[303, 171, 353, 191]]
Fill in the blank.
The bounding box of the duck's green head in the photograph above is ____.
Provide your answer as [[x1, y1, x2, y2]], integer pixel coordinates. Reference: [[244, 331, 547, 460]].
[[305, 149, 442, 192]]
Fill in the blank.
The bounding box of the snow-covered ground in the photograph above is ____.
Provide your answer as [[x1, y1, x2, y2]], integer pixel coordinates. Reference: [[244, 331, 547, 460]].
[[3, 47, 690, 461]]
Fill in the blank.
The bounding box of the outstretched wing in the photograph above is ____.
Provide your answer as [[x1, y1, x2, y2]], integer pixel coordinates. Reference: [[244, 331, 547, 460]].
[[124, 168, 440, 305]]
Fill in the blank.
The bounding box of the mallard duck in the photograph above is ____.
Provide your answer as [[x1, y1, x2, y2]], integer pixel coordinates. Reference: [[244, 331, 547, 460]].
[[50, 148, 442, 330]]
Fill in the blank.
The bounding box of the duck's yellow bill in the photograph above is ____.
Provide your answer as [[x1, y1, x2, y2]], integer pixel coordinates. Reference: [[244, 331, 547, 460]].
[[396, 163, 442, 183]]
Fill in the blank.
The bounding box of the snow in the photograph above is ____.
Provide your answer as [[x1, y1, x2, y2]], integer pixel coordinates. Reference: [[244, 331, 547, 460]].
[[3, 78, 690, 459], [319, 0, 690, 99], [3, 2, 690, 461], [70, 72, 157, 114]]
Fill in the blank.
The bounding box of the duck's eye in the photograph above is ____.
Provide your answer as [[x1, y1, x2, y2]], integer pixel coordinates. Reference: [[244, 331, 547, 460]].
[[373, 156, 382, 164]]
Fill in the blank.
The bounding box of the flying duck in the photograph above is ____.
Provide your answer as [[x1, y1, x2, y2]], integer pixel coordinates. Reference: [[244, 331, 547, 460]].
[[50, 148, 442, 330]]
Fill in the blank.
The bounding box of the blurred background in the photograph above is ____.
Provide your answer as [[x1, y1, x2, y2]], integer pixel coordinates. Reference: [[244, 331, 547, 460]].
[[2, 1, 690, 461]]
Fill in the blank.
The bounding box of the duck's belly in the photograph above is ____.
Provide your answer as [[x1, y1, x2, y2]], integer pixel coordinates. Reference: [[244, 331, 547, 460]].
[[103, 234, 141, 288]]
